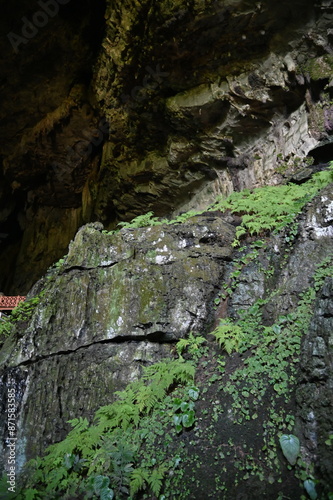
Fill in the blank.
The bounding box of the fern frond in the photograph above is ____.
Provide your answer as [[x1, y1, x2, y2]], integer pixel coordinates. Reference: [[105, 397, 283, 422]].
[[117, 211, 161, 229], [67, 417, 90, 432], [168, 209, 203, 224], [211, 319, 245, 354], [142, 359, 194, 388], [135, 385, 159, 413], [176, 338, 190, 355], [130, 468, 149, 496], [171, 359, 196, 384], [148, 464, 168, 496], [43, 423, 87, 461]]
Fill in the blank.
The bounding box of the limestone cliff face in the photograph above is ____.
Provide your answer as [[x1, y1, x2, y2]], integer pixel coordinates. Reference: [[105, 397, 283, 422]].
[[0, 184, 332, 497], [0, 215, 235, 465], [1, 0, 333, 291], [0, 1, 333, 498]]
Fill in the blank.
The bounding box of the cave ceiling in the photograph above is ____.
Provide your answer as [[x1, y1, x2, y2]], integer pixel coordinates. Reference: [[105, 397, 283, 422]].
[[0, 0, 332, 293]]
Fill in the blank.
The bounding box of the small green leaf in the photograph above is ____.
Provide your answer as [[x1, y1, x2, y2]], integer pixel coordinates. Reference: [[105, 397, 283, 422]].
[[180, 401, 190, 412], [173, 414, 182, 427], [182, 410, 195, 428], [172, 398, 182, 411], [63, 453, 75, 470], [304, 479, 317, 500], [100, 488, 115, 500], [279, 434, 300, 465], [188, 386, 199, 401], [93, 475, 110, 494]]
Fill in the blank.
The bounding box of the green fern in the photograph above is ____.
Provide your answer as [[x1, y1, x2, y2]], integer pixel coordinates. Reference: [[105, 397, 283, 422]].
[[22, 357, 195, 498], [167, 209, 204, 225], [0, 293, 43, 341], [117, 211, 161, 229], [142, 358, 195, 385], [130, 463, 168, 497], [44, 417, 101, 462], [130, 468, 149, 496], [0, 315, 13, 339], [211, 319, 245, 354], [212, 163, 333, 245], [148, 463, 169, 496], [95, 359, 194, 434], [23, 488, 40, 500], [176, 332, 206, 358], [135, 385, 159, 413]]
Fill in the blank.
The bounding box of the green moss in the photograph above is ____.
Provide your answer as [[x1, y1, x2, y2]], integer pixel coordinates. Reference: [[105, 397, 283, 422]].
[[303, 55, 333, 81]]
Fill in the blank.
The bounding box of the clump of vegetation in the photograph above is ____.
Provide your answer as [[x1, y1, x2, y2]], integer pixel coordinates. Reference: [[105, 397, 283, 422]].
[[0, 295, 42, 342], [114, 209, 204, 231], [210, 319, 245, 354], [105, 162, 333, 246], [176, 332, 206, 360], [211, 162, 333, 245], [117, 211, 162, 229], [11, 358, 196, 499]]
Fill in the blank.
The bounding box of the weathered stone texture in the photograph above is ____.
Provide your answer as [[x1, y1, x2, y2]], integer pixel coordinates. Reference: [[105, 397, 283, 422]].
[[1, 0, 333, 291], [0, 214, 235, 466]]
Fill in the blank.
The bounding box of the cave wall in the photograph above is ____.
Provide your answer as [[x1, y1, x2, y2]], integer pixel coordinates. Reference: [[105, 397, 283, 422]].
[[0, 0, 107, 293], [0, 1, 333, 497], [0, 184, 332, 497], [1, 0, 333, 293]]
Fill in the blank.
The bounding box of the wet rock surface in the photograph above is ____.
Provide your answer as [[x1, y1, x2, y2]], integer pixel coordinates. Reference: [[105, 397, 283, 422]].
[[297, 277, 333, 489], [0, 0, 332, 497], [0, 214, 235, 464], [0, 187, 332, 497]]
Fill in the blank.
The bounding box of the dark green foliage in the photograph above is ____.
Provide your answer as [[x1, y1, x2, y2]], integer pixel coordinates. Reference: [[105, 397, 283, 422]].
[[0, 314, 13, 339], [176, 332, 206, 359], [86, 475, 115, 499], [172, 386, 199, 432], [19, 358, 195, 499], [0, 294, 42, 342]]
